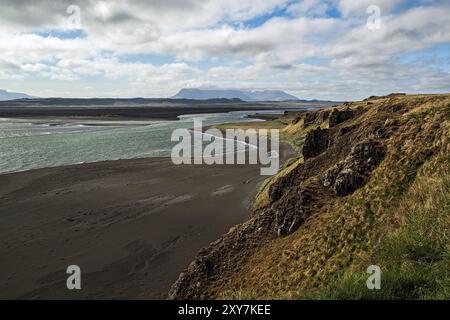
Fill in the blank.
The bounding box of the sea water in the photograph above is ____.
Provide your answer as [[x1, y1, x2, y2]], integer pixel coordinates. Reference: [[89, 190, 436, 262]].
[[0, 111, 277, 174]]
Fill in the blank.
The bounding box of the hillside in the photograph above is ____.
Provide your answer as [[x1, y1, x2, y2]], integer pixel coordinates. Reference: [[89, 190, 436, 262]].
[[169, 93, 450, 300]]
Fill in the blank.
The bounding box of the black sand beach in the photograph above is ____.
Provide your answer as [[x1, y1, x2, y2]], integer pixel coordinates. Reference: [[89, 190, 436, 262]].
[[0, 144, 296, 299]]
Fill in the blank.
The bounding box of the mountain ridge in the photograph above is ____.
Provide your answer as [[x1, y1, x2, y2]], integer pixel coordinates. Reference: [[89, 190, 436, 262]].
[[172, 88, 300, 102], [0, 89, 36, 101]]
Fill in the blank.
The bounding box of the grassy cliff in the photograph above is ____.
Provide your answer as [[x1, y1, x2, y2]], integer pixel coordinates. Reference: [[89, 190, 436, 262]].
[[169, 94, 450, 300]]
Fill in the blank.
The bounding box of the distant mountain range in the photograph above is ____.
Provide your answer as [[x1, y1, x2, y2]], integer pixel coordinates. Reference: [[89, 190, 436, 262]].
[[172, 88, 300, 102], [0, 88, 338, 104], [0, 89, 36, 101]]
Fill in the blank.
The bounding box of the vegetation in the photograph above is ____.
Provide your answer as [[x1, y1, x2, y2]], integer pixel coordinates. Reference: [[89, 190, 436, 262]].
[[253, 157, 303, 210], [213, 111, 297, 133], [311, 155, 449, 299], [170, 94, 450, 300]]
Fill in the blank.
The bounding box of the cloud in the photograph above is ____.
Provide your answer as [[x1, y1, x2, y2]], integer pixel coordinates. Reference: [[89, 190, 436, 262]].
[[338, 0, 405, 17], [0, 0, 289, 32], [288, 0, 336, 17], [0, 0, 448, 99]]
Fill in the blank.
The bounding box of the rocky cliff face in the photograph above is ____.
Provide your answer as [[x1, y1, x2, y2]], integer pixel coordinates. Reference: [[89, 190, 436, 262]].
[[169, 94, 450, 300]]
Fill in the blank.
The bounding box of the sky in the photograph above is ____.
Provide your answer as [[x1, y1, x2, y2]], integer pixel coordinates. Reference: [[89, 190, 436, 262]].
[[0, 0, 449, 100]]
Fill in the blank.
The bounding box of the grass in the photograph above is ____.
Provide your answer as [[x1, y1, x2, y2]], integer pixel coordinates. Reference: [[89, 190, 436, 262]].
[[281, 115, 329, 152], [311, 157, 450, 299], [212, 113, 307, 210], [213, 112, 303, 151], [253, 156, 303, 209], [405, 102, 450, 121], [211, 94, 450, 300], [214, 120, 286, 132]]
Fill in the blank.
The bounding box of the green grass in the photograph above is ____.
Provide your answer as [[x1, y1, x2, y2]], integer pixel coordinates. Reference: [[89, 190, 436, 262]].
[[309, 264, 446, 300], [309, 159, 450, 300], [406, 103, 450, 121]]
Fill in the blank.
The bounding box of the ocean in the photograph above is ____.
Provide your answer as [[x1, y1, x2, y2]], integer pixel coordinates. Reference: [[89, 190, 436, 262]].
[[0, 110, 278, 174]]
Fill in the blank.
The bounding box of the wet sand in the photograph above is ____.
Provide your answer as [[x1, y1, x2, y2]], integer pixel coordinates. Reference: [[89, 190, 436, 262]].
[[0, 145, 296, 299]]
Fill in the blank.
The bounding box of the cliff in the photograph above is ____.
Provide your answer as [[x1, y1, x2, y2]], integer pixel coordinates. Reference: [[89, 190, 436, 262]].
[[169, 93, 450, 300]]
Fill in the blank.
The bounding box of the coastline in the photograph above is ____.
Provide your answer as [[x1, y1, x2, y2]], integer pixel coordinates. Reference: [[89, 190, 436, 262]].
[[0, 143, 297, 299], [0, 103, 316, 121]]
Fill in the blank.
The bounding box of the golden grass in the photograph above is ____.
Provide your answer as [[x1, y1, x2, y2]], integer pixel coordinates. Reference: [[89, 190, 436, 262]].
[[215, 94, 450, 299]]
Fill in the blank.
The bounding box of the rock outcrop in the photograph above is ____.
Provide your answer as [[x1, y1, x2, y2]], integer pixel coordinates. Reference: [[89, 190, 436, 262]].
[[302, 128, 330, 160], [329, 108, 354, 127], [168, 93, 450, 300], [321, 140, 386, 196]]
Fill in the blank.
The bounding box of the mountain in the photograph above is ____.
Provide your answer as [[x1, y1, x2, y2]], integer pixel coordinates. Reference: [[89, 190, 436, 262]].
[[0, 97, 244, 107], [0, 89, 36, 101], [244, 90, 300, 101], [169, 93, 450, 300], [172, 88, 299, 101]]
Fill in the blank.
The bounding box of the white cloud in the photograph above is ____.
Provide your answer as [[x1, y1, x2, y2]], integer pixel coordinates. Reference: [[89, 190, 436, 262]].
[[0, 0, 449, 99]]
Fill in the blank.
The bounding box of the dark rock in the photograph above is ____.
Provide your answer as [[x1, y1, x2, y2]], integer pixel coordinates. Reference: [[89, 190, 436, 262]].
[[268, 167, 300, 205], [372, 127, 385, 139], [318, 110, 330, 123], [292, 112, 306, 125], [339, 125, 357, 136], [333, 168, 367, 196], [329, 109, 354, 127], [321, 140, 386, 196], [387, 93, 406, 98], [292, 115, 303, 124], [302, 110, 331, 128], [274, 192, 311, 236], [303, 112, 317, 128], [322, 163, 343, 188], [390, 104, 405, 113], [303, 128, 330, 160], [351, 141, 386, 164], [269, 174, 291, 203]]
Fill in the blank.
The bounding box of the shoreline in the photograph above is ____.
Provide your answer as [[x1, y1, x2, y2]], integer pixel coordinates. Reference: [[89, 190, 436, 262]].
[[0, 104, 309, 121], [0, 144, 297, 299], [0, 114, 287, 176]]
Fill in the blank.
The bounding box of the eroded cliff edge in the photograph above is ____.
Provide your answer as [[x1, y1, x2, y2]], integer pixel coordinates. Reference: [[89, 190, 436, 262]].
[[169, 94, 450, 300]]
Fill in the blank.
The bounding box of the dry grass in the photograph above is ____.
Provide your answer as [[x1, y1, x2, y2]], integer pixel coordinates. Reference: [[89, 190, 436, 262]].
[[170, 94, 450, 300], [218, 94, 450, 299]]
